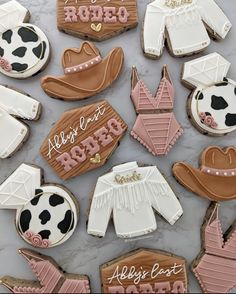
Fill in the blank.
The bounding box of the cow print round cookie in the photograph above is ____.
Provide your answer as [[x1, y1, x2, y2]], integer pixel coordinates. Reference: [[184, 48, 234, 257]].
[[0, 164, 79, 248], [182, 53, 236, 136], [0, 0, 50, 79]]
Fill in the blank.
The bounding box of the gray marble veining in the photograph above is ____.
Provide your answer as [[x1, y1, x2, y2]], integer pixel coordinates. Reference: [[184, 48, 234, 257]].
[[0, 0, 236, 293]]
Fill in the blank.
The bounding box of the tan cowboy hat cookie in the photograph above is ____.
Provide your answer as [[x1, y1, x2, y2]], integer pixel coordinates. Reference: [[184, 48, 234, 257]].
[[41, 41, 124, 101], [172, 146, 236, 202]]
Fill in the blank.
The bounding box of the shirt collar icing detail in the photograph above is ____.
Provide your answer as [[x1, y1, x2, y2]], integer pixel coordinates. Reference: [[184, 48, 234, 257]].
[[113, 162, 138, 174]]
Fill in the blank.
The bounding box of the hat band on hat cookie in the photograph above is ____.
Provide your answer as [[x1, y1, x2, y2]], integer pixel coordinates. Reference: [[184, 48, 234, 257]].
[[64, 55, 102, 74], [201, 166, 236, 177]]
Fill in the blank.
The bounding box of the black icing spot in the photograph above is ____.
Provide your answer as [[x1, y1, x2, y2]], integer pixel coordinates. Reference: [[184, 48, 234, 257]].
[[234, 87, 236, 95], [211, 95, 228, 110], [215, 81, 228, 87], [223, 77, 229, 82], [49, 194, 64, 207], [31, 189, 43, 206], [38, 230, 51, 240], [225, 113, 236, 127], [11, 63, 28, 72], [195, 91, 204, 100], [19, 210, 32, 233], [18, 26, 38, 43], [35, 189, 43, 196], [58, 210, 73, 234], [32, 41, 46, 59], [39, 210, 51, 225], [0, 47, 4, 56], [205, 112, 212, 116], [12, 47, 27, 57], [2, 30, 13, 44]]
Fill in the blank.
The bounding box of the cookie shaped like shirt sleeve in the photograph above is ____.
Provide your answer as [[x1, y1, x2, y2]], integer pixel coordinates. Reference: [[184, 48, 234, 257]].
[[87, 177, 113, 237], [197, 0, 232, 39], [143, 2, 166, 57], [147, 167, 183, 225]]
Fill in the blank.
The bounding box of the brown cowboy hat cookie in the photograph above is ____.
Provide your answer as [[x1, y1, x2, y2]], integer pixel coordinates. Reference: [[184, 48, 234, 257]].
[[172, 146, 236, 202], [41, 41, 124, 101]]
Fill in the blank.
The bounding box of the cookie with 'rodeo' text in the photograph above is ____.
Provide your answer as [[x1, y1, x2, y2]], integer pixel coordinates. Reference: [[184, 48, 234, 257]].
[[57, 0, 138, 41], [101, 248, 188, 293], [40, 100, 127, 180], [0, 163, 79, 248]]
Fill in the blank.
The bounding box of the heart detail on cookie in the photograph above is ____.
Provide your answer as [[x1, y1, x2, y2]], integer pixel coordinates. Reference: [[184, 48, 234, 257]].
[[90, 154, 101, 164], [91, 23, 102, 32]]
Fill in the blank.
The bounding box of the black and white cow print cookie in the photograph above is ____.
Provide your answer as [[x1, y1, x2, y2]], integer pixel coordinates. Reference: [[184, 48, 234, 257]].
[[182, 53, 236, 136], [0, 0, 50, 79], [0, 164, 79, 248]]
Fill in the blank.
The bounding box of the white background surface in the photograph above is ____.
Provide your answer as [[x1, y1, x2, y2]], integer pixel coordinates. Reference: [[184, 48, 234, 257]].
[[0, 0, 236, 293]]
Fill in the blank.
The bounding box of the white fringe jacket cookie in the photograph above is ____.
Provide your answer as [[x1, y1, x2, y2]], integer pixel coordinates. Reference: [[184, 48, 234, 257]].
[[0, 164, 79, 248], [0, 85, 41, 159], [143, 0, 231, 59], [87, 162, 183, 238], [0, 0, 50, 78], [182, 53, 236, 136]]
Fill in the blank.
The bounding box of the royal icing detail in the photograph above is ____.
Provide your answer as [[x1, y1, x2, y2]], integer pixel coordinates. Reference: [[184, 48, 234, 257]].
[[87, 162, 183, 238], [57, 0, 138, 41], [173, 146, 236, 202], [0, 85, 41, 159], [0, 164, 79, 248], [193, 203, 236, 294], [183, 53, 236, 135], [101, 249, 188, 293], [130, 66, 183, 156], [40, 100, 127, 180], [0, 249, 91, 293], [143, 0, 231, 58], [41, 41, 124, 101], [0, 0, 50, 79]]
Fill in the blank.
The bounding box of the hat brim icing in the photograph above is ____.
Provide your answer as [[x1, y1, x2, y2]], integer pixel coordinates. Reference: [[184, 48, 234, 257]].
[[173, 162, 236, 201]]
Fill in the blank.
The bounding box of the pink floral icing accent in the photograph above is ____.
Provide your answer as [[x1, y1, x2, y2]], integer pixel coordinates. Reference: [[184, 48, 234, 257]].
[[199, 112, 218, 129], [0, 57, 12, 72], [24, 231, 50, 248]]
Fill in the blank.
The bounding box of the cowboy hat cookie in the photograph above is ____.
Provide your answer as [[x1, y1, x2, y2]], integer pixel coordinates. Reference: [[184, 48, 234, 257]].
[[87, 162, 183, 238], [101, 248, 188, 293], [0, 164, 79, 248], [0, 85, 41, 159], [143, 0, 231, 59], [173, 146, 236, 202], [182, 53, 236, 136], [130, 65, 183, 156], [0, 248, 91, 293], [41, 41, 124, 101], [192, 203, 236, 293], [40, 100, 127, 180], [57, 0, 138, 41], [0, 0, 50, 79]]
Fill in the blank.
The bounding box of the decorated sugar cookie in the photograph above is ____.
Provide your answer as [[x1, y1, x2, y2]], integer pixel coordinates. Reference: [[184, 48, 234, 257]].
[[40, 100, 127, 180], [57, 0, 138, 41], [143, 0, 231, 59], [173, 146, 236, 202], [0, 164, 79, 248], [101, 248, 188, 293], [0, 248, 91, 293], [87, 162, 183, 238], [192, 203, 236, 294], [130, 65, 183, 156], [182, 53, 236, 136], [0, 85, 41, 159], [0, 0, 50, 79], [41, 41, 124, 101]]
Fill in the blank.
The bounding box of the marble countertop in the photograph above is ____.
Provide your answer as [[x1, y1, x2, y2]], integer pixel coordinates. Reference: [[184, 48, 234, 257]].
[[0, 0, 236, 293]]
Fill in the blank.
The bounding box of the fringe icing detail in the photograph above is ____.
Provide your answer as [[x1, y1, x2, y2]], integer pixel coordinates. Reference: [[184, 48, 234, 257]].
[[91, 181, 172, 214]]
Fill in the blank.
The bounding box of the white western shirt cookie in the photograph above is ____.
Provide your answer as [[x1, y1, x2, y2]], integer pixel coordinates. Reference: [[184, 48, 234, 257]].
[[143, 0, 231, 58], [88, 162, 183, 238], [0, 0, 50, 79]]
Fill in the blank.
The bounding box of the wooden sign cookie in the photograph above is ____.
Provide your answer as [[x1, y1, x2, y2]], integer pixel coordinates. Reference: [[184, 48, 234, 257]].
[[101, 248, 188, 293], [40, 100, 127, 180], [57, 0, 138, 41]]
